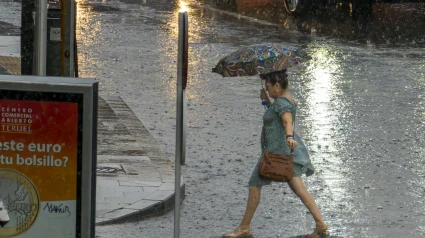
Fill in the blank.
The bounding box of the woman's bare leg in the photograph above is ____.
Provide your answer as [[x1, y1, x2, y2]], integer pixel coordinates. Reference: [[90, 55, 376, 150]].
[[239, 186, 262, 229], [288, 177, 327, 236], [223, 186, 262, 237]]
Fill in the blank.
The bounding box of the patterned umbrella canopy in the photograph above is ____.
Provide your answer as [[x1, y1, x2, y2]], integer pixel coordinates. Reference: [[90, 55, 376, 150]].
[[212, 43, 312, 77]]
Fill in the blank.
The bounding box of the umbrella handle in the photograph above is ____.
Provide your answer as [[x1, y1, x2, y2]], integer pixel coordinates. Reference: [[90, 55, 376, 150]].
[[260, 78, 268, 109]]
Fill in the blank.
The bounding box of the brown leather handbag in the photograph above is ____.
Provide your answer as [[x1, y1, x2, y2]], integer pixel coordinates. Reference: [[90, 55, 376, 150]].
[[258, 150, 294, 182], [258, 103, 296, 182]]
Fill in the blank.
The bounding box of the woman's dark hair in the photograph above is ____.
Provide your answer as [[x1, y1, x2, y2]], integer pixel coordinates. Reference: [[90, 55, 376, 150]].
[[259, 69, 288, 89]]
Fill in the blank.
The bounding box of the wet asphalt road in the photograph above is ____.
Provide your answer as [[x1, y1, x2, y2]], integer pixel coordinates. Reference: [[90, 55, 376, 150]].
[[73, 0, 425, 237]]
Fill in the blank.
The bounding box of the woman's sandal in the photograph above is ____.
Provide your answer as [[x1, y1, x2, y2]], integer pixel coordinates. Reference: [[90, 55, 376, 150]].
[[222, 228, 253, 238], [307, 224, 329, 238]]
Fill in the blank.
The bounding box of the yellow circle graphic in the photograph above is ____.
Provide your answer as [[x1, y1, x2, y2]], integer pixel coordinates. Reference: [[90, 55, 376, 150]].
[[0, 169, 40, 237]]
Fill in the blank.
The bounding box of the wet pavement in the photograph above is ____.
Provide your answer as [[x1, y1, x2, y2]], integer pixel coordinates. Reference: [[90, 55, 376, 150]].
[[208, 0, 425, 47], [2, 0, 425, 237], [73, 0, 425, 237]]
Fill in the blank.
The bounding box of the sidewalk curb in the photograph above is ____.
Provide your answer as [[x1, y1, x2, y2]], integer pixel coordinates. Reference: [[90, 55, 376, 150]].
[[96, 184, 185, 226], [189, 2, 279, 27]]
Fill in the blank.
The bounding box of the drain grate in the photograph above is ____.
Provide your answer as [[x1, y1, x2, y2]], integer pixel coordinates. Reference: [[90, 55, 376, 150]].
[[97, 166, 119, 173]]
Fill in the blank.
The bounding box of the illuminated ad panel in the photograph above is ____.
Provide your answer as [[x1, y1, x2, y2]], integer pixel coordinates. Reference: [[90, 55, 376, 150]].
[[0, 93, 83, 238]]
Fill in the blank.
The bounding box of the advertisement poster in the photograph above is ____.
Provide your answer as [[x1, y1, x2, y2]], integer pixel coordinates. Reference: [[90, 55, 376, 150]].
[[0, 99, 78, 238]]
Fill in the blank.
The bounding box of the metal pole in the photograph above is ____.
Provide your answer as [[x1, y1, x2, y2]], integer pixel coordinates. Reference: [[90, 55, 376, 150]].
[[175, 11, 188, 238], [181, 10, 188, 166], [182, 89, 186, 165], [60, 0, 76, 77], [21, 0, 35, 75], [74, 1, 79, 77], [68, 0, 76, 76], [34, 0, 47, 76]]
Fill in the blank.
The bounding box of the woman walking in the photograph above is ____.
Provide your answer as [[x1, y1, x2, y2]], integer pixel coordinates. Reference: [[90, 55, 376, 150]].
[[222, 70, 328, 238]]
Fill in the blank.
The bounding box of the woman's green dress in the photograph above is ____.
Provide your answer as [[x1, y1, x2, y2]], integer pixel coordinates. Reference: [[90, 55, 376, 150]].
[[248, 97, 315, 187]]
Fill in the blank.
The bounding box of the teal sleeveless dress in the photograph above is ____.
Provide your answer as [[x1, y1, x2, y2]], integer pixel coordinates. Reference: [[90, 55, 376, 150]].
[[248, 97, 315, 187]]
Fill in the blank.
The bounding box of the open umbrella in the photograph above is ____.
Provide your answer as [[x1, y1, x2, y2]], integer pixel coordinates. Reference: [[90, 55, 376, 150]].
[[212, 43, 312, 108], [212, 43, 312, 77]]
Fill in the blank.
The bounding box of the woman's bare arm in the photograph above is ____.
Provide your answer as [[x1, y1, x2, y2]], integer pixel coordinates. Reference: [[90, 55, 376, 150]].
[[281, 112, 298, 149]]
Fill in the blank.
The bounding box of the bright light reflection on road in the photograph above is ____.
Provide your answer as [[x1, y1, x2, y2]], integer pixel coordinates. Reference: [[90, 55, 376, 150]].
[[161, 0, 208, 105], [75, 2, 105, 79], [304, 44, 356, 226], [179, 0, 189, 13], [306, 47, 340, 152]]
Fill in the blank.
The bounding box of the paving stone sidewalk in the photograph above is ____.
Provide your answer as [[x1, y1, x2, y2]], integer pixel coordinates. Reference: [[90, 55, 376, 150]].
[[97, 96, 184, 225], [0, 54, 184, 225]]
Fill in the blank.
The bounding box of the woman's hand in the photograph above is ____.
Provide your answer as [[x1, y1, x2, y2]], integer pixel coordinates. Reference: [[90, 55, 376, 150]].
[[260, 88, 270, 103], [286, 137, 298, 149]]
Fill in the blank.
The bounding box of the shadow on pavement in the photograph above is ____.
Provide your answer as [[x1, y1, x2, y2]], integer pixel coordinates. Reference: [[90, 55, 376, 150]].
[[288, 235, 343, 238], [209, 0, 425, 46], [211, 234, 343, 238]]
